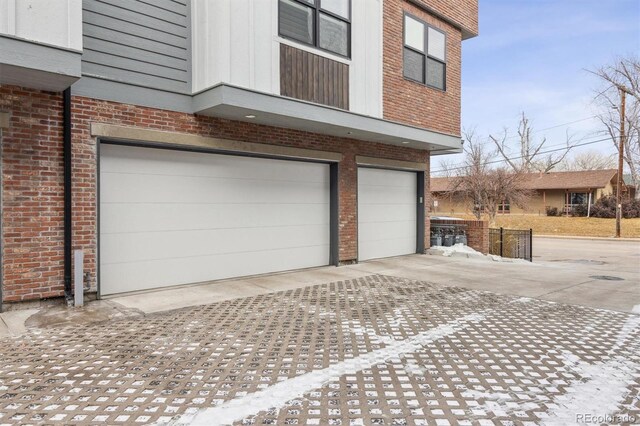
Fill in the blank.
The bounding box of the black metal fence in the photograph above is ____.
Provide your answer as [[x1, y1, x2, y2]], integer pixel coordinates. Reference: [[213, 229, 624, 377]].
[[489, 228, 533, 261]]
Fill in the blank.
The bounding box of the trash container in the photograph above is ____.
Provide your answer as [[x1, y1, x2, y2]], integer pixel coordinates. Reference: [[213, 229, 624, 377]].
[[430, 231, 442, 247], [443, 232, 454, 247]]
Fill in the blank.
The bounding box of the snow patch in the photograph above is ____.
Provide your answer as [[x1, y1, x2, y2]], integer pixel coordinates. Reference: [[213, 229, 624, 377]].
[[166, 312, 487, 426], [614, 315, 640, 349], [543, 353, 638, 425], [431, 243, 483, 257], [632, 304, 640, 314]]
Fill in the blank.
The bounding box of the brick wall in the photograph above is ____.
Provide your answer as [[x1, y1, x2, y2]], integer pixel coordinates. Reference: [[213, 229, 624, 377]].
[[409, 0, 478, 37], [1, 85, 432, 303], [382, 0, 463, 136], [430, 218, 489, 254], [0, 88, 65, 302]]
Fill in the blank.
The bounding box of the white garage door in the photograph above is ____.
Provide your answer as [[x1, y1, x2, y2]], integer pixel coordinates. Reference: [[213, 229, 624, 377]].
[[99, 144, 330, 295], [358, 167, 417, 261]]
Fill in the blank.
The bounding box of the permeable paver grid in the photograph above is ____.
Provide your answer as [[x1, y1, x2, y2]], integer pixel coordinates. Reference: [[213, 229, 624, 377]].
[[0, 275, 638, 425]]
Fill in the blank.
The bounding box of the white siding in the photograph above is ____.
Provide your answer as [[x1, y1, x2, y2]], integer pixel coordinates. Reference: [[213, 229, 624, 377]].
[[99, 144, 330, 295], [0, 0, 82, 50], [191, 0, 382, 117]]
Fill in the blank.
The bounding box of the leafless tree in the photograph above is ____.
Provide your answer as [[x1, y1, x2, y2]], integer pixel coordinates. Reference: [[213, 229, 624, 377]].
[[489, 112, 574, 173], [434, 157, 458, 178], [591, 56, 640, 198], [557, 150, 617, 171], [449, 131, 532, 224]]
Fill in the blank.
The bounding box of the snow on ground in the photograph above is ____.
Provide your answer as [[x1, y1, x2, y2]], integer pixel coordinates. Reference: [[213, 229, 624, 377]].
[[542, 314, 640, 425], [429, 244, 485, 257], [542, 353, 638, 425], [175, 312, 488, 426], [429, 243, 534, 264]]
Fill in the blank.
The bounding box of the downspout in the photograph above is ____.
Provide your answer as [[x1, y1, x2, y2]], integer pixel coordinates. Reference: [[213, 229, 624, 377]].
[[63, 88, 73, 304]]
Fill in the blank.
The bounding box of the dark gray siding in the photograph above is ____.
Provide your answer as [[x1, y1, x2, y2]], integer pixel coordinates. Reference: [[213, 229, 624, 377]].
[[82, 0, 190, 93]]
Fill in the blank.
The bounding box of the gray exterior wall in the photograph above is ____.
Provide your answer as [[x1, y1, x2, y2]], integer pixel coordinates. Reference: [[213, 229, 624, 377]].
[[81, 0, 190, 93]]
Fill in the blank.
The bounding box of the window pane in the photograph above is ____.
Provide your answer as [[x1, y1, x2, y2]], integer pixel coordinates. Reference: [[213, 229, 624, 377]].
[[279, 0, 314, 45], [404, 15, 424, 52], [320, 0, 349, 18], [570, 193, 587, 204], [319, 13, 348, 56], [403, 48, 424, 82], [427, 58, 445, 89], [428, 27, 445, 61]]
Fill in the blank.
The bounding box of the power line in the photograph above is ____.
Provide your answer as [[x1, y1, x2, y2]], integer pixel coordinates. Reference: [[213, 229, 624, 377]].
[[464, 115, 604, 148], [498, 115, 599, 139], [431, 135, 617, 175], [432, 132, 614, 174]]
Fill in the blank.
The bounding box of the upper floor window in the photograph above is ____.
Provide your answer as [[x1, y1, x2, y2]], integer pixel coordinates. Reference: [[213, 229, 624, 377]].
[[403, 13, 446, 90], [279, 0, 351, 58]]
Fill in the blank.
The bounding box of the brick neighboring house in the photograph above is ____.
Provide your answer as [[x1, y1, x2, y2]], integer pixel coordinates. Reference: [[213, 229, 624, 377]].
[[0, 0, 478, 308], [431, 169, 632, 216]]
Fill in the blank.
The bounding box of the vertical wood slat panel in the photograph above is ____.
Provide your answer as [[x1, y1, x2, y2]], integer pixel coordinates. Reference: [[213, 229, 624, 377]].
[[279, 44, 349, 110]]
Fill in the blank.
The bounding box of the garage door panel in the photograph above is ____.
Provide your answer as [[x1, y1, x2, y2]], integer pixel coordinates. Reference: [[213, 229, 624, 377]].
[[101, 224, 330, 264], [356, 168, 415, 186], [101, 145, 328, 183], [358, 204, 416, 224], [101, 203, 328, 234], [357, 238, 415, 262], [358, 187, 415, 205], [357, 168, 417, 261], [358, 221, 416, 242], [101, 244, 330, 296], [100, 144, 330, 295], [101, 172, 328, 205]]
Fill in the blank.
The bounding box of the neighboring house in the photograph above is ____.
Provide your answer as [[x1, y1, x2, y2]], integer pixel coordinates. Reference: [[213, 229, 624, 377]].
[[431, 169, 630, 215], [624, 174, 638, 200], [0, 0, 478, 307]]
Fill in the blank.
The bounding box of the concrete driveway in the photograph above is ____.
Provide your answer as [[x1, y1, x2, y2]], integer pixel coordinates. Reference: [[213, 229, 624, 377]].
[[0, 237, 638, 425]]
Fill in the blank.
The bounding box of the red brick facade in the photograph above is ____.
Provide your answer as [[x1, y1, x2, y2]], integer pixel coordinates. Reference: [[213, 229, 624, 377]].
[[383, 0, 463, 136], [409, 0, 478, 37], [0, 1, 477, 304], [430, 218, 489, 254], [0, 89, 65, 302], [1, 86, 431, 303]]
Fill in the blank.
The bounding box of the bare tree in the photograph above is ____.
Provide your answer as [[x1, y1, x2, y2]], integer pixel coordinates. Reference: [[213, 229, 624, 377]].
[[591, 56, 640, 199], [489, 112, 574, 173], [449, 131, 532, 224], [435, 157, 459, 178], [557, 150, 617, 171]]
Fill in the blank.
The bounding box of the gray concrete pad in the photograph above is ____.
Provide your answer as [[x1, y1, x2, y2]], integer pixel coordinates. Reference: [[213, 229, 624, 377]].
[[0, 308, 39, 337], [2, 236, 639, 338]]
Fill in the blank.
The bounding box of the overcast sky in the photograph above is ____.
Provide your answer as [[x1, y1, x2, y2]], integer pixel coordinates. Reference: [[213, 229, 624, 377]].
[[436, 0, 640, 174]]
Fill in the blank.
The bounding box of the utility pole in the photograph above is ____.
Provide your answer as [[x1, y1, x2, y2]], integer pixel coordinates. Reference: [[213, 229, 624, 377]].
[[616, 86, 628, 238]]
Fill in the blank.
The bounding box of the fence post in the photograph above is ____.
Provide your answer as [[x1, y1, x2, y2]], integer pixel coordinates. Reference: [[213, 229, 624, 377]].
[[499, 227, 504, 257], [529, 228, 533, 262]]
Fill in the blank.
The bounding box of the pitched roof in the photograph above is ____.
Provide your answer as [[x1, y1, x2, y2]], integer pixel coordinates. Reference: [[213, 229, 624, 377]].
[[431, 169, 619, 192]]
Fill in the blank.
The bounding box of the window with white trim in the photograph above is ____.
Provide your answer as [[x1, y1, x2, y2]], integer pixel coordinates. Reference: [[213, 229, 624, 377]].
[[403, 13, 446, 90]]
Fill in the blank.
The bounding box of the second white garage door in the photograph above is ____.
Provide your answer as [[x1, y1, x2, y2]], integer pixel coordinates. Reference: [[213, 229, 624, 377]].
[[99, 144, 330, 296], [357, 167, 417, 261]]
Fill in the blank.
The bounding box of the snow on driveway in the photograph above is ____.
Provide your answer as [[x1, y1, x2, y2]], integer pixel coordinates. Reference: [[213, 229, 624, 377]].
[[0, 275, 638, 426]]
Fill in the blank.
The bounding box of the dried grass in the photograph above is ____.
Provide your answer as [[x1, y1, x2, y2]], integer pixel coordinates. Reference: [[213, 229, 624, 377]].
[[455, 214, 640, 238]]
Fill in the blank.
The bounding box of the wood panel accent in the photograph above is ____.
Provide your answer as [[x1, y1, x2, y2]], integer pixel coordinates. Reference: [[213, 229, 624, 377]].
[[280, 44, 349, 110]]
